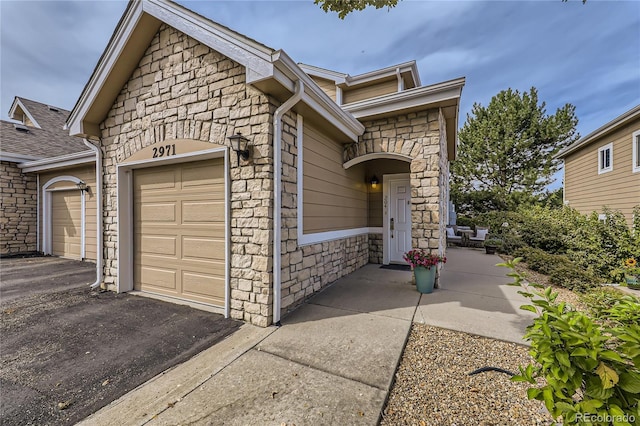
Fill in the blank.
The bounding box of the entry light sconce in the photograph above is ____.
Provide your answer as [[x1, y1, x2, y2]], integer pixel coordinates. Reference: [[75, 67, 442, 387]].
[[228, 132, 250, 163], [370, 175, 379, 189], [76, 181, 88, 192]]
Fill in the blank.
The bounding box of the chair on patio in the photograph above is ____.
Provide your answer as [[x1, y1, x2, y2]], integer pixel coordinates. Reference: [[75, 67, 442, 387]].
[[468, 227, 490, 247], [446, 226, 462, 246]]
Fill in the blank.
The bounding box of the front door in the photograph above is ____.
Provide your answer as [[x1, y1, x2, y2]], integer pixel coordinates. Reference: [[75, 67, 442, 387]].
[[385, 175, 412, 264]]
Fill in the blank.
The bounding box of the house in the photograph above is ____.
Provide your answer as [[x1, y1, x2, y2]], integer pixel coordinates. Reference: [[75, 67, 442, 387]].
[[555, 105, 640, 227], [8, 0, 464, 327], [0, 97, 97, 259]]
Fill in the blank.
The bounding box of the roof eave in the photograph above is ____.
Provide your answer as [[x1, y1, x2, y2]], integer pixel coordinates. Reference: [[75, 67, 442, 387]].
[[19, 150, 96, 173], [342, 77, 465, 119], [555, 104, 640, 159]]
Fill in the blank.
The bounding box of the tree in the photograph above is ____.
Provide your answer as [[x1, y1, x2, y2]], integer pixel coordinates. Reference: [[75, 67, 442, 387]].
[[314, 0, 399, 19], [451, 87, 578, 215]]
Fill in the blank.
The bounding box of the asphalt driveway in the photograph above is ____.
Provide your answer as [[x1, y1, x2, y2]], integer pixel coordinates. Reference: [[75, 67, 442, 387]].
[[0, 256, 240, 425]]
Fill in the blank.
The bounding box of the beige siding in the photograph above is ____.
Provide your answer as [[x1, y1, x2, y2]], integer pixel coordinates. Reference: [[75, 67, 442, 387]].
[[564, 119, 640, 227], [303, 123, 367, 233], [39, 164, 97, 260], [310, 76, 336, 102], [342, 78, 397, 104]]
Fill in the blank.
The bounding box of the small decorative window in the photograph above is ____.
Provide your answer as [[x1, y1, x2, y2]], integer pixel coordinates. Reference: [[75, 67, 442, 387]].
[[598, 143, 613, 174], [633, 130, 640, 173]]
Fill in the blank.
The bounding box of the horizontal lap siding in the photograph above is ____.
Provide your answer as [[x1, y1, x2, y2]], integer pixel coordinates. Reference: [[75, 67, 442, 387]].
[[303, 124, 367, 233], [343, 78, 397, 104], [310, 76, 336, 102], [39, 165, 97, 260], [564, 119, 640, 227]]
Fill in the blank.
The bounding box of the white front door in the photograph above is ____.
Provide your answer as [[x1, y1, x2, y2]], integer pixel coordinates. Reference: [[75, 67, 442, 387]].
[[384, 174, 412, 264]]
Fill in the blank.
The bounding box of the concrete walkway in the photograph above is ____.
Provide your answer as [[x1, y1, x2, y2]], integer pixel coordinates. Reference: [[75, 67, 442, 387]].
[[80, 248, 533, 425], [415, 247, 536, 344]]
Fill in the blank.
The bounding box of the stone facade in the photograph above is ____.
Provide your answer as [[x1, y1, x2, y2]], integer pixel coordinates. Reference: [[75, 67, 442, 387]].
[[368, 233, 383, 264], [348, 109, 444, 253], [96, 24, 275, 327], [0, 161, 37, 255]]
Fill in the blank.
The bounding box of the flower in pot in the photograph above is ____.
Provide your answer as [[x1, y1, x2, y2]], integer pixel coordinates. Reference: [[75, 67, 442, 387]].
[[403, 249, 446, 294], [483, 238, 502, 255]]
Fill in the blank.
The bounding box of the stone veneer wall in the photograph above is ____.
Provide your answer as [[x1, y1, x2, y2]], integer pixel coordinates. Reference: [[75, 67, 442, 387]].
[[347, 109, 444, 252], [278, 113, 369, 316], [97, 24, 275, 327], [368, 233, 383, 264], [0, 161, 37, 255]]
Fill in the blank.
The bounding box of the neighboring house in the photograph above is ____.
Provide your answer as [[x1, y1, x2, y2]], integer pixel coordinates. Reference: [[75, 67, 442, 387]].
[[0, 97, 97, 259], [555, 105, 640, 228], [9, 0, 464, 327]]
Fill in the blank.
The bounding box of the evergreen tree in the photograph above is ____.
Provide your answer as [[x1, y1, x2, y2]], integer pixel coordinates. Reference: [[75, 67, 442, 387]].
[[451, 87, 578, 214]]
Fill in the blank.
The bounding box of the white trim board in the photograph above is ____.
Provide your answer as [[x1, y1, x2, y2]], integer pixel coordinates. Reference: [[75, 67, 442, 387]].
[[20, 150, 95, 172]]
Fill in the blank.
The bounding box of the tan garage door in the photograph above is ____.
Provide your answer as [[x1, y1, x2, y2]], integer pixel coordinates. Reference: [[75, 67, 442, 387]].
[[51, 190, 82, 259], [133, 159, 226, 307]]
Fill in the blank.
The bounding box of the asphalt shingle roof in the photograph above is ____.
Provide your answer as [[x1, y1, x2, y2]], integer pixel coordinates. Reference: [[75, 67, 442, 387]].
[[1, 97, 88, 160]]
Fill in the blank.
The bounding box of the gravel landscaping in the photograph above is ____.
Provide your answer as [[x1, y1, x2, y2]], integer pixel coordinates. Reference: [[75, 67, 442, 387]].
[[381, 324, 553, 426]]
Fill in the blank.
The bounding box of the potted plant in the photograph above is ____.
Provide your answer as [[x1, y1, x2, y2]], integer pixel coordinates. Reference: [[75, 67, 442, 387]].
[[403, 249, 446, 294], [483, 238, 502, 255], [614, 258, 640, 289]]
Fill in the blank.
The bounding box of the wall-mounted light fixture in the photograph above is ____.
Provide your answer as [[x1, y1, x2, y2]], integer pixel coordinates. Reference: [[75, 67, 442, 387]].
[[76, 181, 88, 192], [228, 132, 250, 163], [370, 175, 379, 189]]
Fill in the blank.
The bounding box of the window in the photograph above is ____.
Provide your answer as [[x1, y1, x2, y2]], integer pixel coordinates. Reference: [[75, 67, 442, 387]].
[[633, 130, 640, 173], [598, 143, 613, 174]]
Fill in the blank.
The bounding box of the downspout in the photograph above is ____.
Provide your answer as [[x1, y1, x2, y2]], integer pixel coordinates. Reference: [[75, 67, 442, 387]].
[[83, 138, 103, 290], [273, 80, 304, 326]]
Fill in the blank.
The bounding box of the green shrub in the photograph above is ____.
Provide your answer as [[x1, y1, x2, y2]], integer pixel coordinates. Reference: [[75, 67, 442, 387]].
[[549, 265, 600, 293], [500, 258, 640, 425]]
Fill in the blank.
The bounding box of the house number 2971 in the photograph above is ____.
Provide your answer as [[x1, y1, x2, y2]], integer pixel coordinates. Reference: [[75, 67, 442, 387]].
[[152, 144, 176, 158]]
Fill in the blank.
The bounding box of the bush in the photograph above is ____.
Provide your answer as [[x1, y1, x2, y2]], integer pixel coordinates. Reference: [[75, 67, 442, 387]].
[[472, 205, 640, 283], [500, 259, 640, 424], [549, 265, 600, 293], [516, 247, 599, 292]]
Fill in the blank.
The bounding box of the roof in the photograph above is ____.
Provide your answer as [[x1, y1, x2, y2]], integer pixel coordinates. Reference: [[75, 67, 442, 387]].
[[298, 61, 421, 89], [66, 0, 364, 141], [555, 104, 640, 159], [1, 97, 89, 162]]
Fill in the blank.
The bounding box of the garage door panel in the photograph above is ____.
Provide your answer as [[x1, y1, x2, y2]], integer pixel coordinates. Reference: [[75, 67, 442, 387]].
[[182, 201, 224, 223], [135, 169, 178, 191], [182, 237, 224, 261], [140, 236, 177, 256], [134, 159, 226, 308], [182, 272, 225, 298], [140, 266, 177, 291], [139, 203, 176, 223], [182, 161, 224, 188]]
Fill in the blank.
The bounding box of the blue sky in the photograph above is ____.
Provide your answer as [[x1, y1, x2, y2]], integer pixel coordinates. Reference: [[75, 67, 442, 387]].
[[1, 1, 639, 188]]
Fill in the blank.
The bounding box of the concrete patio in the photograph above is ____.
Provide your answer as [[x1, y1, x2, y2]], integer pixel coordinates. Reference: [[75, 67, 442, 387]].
[[80, 248, 534, 425]]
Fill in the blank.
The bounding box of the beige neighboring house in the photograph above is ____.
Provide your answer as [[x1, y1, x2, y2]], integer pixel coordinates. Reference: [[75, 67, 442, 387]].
[[17, 0, 466, 327], [555, 105, 640, 227], [0, 97, 97, 259]]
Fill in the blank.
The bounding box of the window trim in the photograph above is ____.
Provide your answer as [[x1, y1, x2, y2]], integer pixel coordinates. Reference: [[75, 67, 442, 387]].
[[598, 142, 613, 174], [633, 130, 640, 173]]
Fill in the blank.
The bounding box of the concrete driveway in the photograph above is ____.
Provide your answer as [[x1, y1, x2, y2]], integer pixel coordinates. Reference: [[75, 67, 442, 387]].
[[0, 256, 240, 426]]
